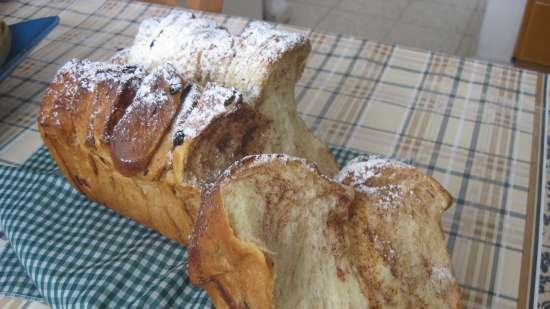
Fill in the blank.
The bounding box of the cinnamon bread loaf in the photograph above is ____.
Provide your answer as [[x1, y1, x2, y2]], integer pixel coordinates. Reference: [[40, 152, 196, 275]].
[[188, 155, 463, 308], [38, 14, 338, 245]]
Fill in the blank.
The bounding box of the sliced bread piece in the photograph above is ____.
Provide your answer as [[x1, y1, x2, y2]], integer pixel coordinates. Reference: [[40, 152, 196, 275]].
[[188, 154, 462, 308]]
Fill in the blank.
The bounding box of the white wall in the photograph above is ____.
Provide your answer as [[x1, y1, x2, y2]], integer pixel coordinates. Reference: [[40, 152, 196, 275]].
[[476, 0, 527, 63], [178, 0, 263, 20], [223, 0, 263, 20]]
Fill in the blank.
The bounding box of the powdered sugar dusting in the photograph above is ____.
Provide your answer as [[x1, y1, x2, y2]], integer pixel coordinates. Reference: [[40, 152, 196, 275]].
[[54, 59, 145, 94], [172, 84, 201, 143], [118, 13, 308, 102], [123, 12, 234, 83], [46, 59, 145, 129], [124, 63, 181, 122], [238, 21, 307, 65], [362, 184, 405, 209], [336, 156, 412, 209], [247, 153, 312, 168], [220, 153, 322, 181], [373, 234, 396, 262], [431, 266, 455, 290], [54, 57, 248, 149], [172, 83, 240, 142], [109, 63, 182, 149], [335, 155, 411, 187]]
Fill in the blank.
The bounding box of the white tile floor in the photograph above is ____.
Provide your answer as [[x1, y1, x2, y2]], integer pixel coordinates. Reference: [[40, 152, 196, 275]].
[[289, 0, 488, 60]]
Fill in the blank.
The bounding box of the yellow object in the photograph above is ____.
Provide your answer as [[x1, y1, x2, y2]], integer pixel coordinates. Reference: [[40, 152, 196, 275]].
[[0, 18, 10, 66]]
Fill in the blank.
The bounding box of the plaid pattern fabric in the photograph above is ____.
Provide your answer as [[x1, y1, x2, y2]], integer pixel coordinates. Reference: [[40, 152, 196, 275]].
[[0, 0, 545, 308]]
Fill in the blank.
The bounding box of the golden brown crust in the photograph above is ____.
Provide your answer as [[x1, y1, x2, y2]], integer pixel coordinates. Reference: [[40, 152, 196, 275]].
[[188, 155, 463, 309], [38, 27, 336, 245], [189, 185, 273, 309], [189, 156, 323, 309], [109, 67, 185, 176], [38, 60, 278, 245]]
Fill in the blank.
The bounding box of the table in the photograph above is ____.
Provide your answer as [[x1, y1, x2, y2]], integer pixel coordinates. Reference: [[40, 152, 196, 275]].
[[0, 0, 547, 308]]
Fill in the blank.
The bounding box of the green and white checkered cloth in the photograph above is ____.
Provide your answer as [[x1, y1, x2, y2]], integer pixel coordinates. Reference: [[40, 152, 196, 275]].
[[0, 147, 211, 308], [0, 145, 368, 308]]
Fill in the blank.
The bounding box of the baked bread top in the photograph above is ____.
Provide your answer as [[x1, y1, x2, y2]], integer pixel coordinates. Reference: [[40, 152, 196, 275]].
[[39, 59, 271, 186], [111, 13, 338, 178], [188, 154, 462, 309], [114, 13, 310, 104]]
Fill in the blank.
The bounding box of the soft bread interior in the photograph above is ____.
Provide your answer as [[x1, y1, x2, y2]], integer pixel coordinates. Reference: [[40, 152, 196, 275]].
[[189, 155, 463, 309], [221, 157, 366, 308], [336, 156, 460, 308]]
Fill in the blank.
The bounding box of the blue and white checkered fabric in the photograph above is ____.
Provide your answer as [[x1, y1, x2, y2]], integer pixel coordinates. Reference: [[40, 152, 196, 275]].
[[0, 148, 211, 308]]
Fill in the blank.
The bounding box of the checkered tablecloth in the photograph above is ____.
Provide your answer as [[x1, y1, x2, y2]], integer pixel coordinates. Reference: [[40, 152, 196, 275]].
[[0, 0, 546, 308], [0, 155, 212, 309]]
